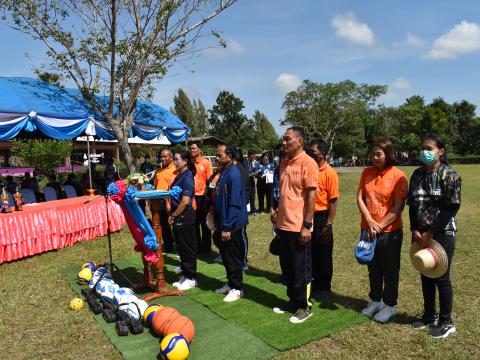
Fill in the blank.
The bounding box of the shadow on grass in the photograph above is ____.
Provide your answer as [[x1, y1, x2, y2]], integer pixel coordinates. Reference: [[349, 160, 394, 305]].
[[112, 255, 411, 325]]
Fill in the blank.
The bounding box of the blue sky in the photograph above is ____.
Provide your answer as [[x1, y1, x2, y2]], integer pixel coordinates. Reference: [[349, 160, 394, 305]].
[[2, 0, 480, 133]]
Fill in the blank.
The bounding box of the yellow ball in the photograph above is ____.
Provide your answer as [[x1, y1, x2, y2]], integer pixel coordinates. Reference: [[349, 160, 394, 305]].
[[160, 333, 190, 360], [77, 267, 93, 285], [81, 261, 96, 270], [69, 298, 84, 311], [144, 304, 163, 327]]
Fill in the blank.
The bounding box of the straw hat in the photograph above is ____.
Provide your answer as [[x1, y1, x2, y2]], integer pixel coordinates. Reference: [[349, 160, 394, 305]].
[[410, 240, 448, 278]]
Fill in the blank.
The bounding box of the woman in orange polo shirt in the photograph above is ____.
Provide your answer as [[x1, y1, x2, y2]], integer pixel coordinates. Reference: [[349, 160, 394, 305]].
[[357, 138, 408, 323]]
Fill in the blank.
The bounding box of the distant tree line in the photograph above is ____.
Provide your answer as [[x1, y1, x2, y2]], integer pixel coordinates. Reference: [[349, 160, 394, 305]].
[[282, 79, 480, 160], [172, 89, 279, 152]]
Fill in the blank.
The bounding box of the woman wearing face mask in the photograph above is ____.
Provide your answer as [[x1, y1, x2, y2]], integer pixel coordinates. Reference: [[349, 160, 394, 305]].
[[168, 150, 198, 291], [357, 139, 408, 323], [408, 134, 461, 339]]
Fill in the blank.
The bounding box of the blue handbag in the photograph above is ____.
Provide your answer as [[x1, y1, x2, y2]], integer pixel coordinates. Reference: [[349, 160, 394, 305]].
[[354, 230, 377, 264]]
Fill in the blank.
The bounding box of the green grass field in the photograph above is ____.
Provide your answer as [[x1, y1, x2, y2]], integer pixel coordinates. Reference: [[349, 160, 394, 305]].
[[1, 165, 479, 359]]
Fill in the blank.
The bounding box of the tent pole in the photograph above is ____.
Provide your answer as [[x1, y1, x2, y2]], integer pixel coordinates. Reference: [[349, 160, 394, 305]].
[[87, 136, 93, 190]]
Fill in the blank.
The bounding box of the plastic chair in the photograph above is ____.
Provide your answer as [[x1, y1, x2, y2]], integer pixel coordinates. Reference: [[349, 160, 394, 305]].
[[20, 188, 37, 204], [43, 186, 58, 201], [64, 185, 77, 198]]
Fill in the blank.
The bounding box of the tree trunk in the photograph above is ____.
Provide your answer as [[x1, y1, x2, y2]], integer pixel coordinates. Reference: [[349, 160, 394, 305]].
[[118, 139, 136, 173]]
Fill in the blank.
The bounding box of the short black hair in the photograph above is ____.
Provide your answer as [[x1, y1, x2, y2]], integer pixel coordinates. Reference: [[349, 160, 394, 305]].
[[189, 140, 203, 149], [310, 138, 329, 154], [287, 126, 305, 140], [247, 149, 256, 156], [225, 145, 237, 161]]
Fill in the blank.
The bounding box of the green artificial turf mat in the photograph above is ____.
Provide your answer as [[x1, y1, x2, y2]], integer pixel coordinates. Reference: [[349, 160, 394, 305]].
[[117, 254, 367, 351], [61, 264, 278, 360]]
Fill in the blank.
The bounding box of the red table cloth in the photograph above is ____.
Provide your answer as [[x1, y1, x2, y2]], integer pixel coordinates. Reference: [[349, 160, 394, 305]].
[[0, 196, 125, 264]]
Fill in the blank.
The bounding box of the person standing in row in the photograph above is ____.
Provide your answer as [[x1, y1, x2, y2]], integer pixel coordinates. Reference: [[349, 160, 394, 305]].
[[169, 150, 198, 291], [213, 145, 248, 302], [357, 139, 407, 323], [152, 149, 176, 253], [408, 134, 461, 339], [309, 139, 339, 300], [272, 126, 318, 324], [256, 153, 275, 213], [189, 141, 213, 255], [247, 150, 260, 215]]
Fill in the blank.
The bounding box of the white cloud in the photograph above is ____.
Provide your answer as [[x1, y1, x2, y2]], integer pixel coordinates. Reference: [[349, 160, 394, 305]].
[[425, 21, 480, 59], [203, 39, 244, 58], [331, 12, 375, 46], [273, 73, 301, 93], [391, 77, 412, 89], [394, 32, 426, 47]]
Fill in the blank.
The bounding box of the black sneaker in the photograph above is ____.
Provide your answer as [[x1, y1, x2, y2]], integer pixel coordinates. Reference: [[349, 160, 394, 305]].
[[429, 322, 456, 339], [273, 303, 296, 314], [289, 308, 313, 324], [411, 313, 439, 330]]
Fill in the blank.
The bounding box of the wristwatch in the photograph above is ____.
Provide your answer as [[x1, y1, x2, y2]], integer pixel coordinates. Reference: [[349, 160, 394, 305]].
[[303, 220, 313, 230]]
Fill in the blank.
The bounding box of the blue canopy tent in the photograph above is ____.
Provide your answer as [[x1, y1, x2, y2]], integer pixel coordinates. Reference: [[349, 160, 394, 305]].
[[65, 89, 190, 144], [0, 77, 95, 141], [0, 77, 190, 189]]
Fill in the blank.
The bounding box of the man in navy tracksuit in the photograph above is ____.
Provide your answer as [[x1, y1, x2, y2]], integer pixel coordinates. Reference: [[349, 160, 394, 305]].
[[213, 145, 248, 302]]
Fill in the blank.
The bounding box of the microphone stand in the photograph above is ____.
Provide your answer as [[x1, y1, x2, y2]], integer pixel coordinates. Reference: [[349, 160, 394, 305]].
[[85, 194, 135, 288]]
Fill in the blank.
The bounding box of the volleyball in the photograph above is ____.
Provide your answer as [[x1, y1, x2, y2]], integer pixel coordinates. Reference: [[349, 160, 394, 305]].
[[81, 262, 96, 271], [144, 304, 163, 327], [69, 298, 84, 311], [77, 267, 93, 285], [159, 333, 190, 360]]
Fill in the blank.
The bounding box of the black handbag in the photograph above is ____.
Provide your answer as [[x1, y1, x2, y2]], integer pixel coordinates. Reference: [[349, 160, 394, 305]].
[[269, 235, 280, 256]]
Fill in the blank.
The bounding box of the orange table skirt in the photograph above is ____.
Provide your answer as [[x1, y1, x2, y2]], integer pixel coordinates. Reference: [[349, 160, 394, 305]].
[[0, 196, 125, 264]]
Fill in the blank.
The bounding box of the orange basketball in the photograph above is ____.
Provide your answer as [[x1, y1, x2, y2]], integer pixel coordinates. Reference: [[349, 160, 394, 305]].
[[163, 315, 195, 342], [151, 307, 180, 337]]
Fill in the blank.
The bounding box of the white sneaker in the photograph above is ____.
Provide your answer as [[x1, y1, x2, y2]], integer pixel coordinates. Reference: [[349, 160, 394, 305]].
[[374, 305, 397, 323], [174, 266, 182, 274], [223, 289, 243, 303], [177, 278, 197, 291], [361, 301, 384, 318], [213, 255, 223, 264], [215, 283, 231, 294], [172, 275, 185, 288]]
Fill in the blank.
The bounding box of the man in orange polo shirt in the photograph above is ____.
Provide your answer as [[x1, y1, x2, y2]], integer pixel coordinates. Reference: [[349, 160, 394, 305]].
[[189, 141, 213, 254], [152, 149, 177, 253], [309, 139, 339, 300], [271, 126, 318, 324]]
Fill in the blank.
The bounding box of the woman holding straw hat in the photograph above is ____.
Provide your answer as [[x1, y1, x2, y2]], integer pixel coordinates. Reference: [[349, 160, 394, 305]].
[[408, 134, 461, 339], [357, 139, 408, 323]]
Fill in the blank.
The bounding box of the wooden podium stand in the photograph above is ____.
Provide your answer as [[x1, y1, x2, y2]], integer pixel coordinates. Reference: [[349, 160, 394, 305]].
[[137, 208, 183, 301]]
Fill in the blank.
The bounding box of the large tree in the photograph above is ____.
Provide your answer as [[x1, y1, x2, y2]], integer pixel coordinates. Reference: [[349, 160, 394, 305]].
[[281, 79, 387, 152], [208, 90, 255, 148], [173, 88, 196, 131], [1, 0, 237, 172], [193, 99, 209, 136], [452, 100, 477, 155], [253, 110, 278, 151]]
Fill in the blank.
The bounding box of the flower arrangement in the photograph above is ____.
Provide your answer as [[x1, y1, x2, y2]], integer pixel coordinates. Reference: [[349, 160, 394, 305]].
[[14, 190, 23, 206], [126, 173, 148, 187]]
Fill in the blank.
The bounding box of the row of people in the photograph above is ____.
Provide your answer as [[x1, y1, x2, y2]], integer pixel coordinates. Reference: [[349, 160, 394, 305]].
[[269, 127, 460, 339]]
